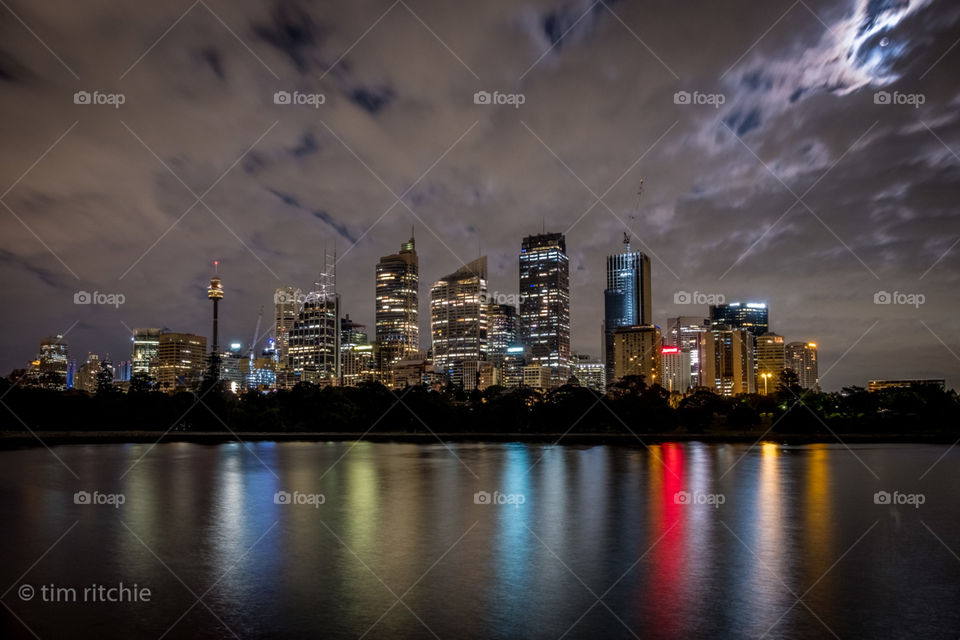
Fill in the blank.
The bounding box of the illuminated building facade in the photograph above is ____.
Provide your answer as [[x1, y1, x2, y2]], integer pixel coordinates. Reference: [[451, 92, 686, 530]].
[[486, 303, 518, 368], [341, 315, 375, 387], [603, 235, 651, 387], [755, 332, 785, 395], [665, 316, 710, 388], [274, 286, 302, 386], [289, 292, 341, 385], [709, 302, 769, 335], [430, 256, 488, 376], [613, 325, 662, 384], [697, 328, 756, 396], [519, 232, 570, 386], [130, 327, 162, 376], [785, 341, 819, 390], [571, 354, 606, 391], [376, 233, 419, 371], [660, 345, 691, 393], [156, 332, 207, 391], [34, 335, 69, 389], [868, 378, 945, 392], [74, 353, 102, 393]]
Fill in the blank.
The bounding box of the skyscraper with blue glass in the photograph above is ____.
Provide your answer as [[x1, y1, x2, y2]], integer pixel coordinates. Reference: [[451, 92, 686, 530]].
[[603, 234, 652, 386]]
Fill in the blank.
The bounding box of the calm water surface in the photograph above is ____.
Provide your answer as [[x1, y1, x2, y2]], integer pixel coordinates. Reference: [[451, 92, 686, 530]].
[[1, 441, 959, 639]]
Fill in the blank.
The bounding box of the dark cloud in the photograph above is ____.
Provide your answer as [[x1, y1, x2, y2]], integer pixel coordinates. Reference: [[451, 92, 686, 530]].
[[253, 1, 322, 72], [197, 47, 225, 80], [348, 85, 394, 115]]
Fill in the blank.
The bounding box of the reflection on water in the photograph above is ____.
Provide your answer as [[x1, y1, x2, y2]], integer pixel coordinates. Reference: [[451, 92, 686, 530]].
[[1, 441, 959, 639]]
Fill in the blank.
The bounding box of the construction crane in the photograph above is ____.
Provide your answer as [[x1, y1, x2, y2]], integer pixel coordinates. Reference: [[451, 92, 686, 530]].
[[625, 178, 644, 251]]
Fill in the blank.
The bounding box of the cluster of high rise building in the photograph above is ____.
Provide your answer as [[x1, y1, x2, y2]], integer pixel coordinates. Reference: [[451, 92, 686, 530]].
[[19, 228, 832, 397]]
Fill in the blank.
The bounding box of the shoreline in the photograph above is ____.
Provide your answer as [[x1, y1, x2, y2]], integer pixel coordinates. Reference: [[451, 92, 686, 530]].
[[1, 430, 957, 448]]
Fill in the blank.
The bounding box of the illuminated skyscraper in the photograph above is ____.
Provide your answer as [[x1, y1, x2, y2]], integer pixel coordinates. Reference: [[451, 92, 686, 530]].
[[274, 285, 302, 385], [603, 234, 651, 386], [755, 332, 785, 395], [131, 328, 162, 376], [665, 316, 710, 386], [376, 232, 419, 370], [430, 257, 488, 376], [34, 335, 69, 389], [613, 325, 662, 384], [486, 303, 518, 368], [156, 333, 207, 391], [289, 252, 341, 385], [341, 314, 375, 387], [785, 341, 819, 390], [709, 302, 769, 335], [696, 328, 756, 396], [519, 232, 570, 386], [660, 345, 691, 393]]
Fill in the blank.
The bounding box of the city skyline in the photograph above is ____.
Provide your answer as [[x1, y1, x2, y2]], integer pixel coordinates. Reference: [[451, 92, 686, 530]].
[[4, 226, 952, 392], [1, 0, 958, 391]]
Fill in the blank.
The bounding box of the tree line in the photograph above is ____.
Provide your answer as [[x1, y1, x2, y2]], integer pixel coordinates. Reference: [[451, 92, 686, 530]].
[[1, 369, 957, 436]]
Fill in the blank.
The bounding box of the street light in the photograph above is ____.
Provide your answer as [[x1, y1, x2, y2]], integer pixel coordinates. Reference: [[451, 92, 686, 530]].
[[761, 372, 771, 395]]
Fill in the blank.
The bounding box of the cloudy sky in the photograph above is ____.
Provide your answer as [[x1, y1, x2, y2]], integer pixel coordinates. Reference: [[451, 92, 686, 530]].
[[0, 0, 958, 390]]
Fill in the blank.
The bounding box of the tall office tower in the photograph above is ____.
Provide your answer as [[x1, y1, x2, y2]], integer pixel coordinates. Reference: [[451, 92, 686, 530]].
[[376, 232, 419, 371], [35, 335, 69, 389], [660, 345, 691, 393], [603, 234, 652, 386], [74, 353, 102, 392], [274, 286, 302, 378], [486, 303, 518, 368], [340, 314, 374, 387], [430, 257, 488, 376], [755, 332, 785, 395], [709, 302, 769, 335], [612, 325, 662, 384], [696, 328, 756, 396], [156, 333, 207, 391], [666, 316, 710, 386], [289, 253, 341, 385], [219, 342, 246, 391], [519, 232, 570, 386], [131, 328, 162, 376], [785, 341, 819, 390]]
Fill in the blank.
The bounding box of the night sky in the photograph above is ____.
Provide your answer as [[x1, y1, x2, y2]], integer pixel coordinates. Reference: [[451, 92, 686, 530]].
[[0, 0, 958, 391]]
